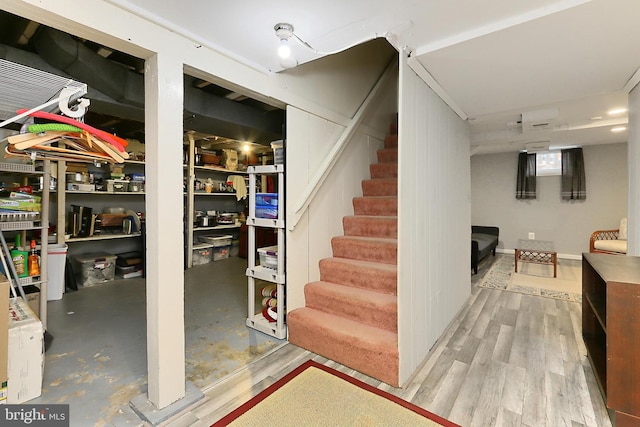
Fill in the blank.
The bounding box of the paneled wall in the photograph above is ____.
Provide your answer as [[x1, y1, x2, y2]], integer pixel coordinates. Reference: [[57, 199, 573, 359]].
[[471, 143, 628, 256], [397, 55, 471, 385], [286, 67, 399, 311]]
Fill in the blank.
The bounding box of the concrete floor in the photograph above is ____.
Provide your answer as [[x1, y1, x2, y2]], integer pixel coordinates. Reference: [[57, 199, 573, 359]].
[[30, 256, 284, 426]]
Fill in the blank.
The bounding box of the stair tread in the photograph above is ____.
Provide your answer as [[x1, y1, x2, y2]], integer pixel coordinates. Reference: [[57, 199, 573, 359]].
[[363, 178, 398, 182], [333, 235, 397, 244], [353, 196, 398, 202], [307, 280, 397, 305], [321, 257, 397, 273], [344, 215, 397, 220], [289, 307, 397, 346]]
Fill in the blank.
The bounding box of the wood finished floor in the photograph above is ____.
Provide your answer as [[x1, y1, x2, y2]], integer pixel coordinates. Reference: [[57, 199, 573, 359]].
[[161, 256, 611, 427]]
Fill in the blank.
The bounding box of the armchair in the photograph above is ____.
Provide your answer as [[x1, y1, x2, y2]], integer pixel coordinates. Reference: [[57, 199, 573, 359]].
[[590, 218, 627, 255]]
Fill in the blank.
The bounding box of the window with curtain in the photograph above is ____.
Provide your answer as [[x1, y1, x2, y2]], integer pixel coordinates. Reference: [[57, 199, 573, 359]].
[[561, 147, 586, 200], [516, 152, 537, 199]]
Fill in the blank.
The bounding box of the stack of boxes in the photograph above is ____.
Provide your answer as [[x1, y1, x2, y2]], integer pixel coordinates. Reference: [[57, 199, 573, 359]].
[[7, 296, 44, 403]]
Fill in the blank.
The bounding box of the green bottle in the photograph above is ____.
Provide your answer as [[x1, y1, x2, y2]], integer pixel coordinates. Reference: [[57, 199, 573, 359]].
[[10, 234, 29, 278]]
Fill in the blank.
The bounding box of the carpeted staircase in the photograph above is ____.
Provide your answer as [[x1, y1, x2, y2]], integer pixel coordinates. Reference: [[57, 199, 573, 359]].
[[288, 123, 399, 387]]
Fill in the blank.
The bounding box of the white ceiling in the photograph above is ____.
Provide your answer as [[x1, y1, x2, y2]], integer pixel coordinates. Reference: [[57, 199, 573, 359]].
[[108, 0, 640, 154]]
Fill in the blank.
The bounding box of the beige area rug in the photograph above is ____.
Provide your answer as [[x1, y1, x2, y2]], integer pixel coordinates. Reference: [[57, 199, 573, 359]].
[[479, 254, 582, 302], [213, 360, 459, 426]]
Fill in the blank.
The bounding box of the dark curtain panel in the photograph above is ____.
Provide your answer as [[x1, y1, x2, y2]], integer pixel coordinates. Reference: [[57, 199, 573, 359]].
[[561, 147, 586, 200], [516, 152, 537, 199]]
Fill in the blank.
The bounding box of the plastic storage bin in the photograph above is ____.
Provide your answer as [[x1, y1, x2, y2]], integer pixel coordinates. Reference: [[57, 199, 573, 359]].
[[72, 252, 116, 287], [213, 245, 230, 261], [256, 193, 278, 206], [256, 193, 278, 219], [192, 244, 212, 265], [257, 245, 278, 269], [106, 179, 129, 192], [198, 234, 233, 247]]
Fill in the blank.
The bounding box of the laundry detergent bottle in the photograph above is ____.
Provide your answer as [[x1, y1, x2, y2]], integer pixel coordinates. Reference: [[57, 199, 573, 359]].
[[10, 234, 29, 278]]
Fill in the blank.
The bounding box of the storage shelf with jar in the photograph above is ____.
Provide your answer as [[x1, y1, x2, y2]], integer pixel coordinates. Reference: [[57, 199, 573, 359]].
[[184, 134, 247, 268], [0, 160, 52, 325], [55, 160, 145, 253]]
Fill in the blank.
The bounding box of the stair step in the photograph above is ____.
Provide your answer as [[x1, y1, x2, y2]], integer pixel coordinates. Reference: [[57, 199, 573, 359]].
[[305, 281, 397, 333], [343, 215, 397, 238], [287, 307, 399, 386], [331, 236, 397, 265], [370, 162, 397, 179], [362, 178, 397, 196], [385, 134, 398, 149], [353, 196, 397, 216], [319, 257, 397, 294], [377, 148, 398, 164]]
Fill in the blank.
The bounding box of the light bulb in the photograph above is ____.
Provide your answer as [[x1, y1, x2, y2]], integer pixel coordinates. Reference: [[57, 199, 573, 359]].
[[278, 39, 291, 59]]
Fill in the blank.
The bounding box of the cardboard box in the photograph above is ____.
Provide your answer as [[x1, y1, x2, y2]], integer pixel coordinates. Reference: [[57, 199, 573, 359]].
[[8, 297, 44, 403], [22, 285, 40, 319], [0, 275, 9, 404]]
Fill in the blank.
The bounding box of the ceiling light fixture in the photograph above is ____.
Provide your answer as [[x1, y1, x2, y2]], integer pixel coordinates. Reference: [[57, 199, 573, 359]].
[[611, 126, 627, 133], [275, 23, 293, 59], [273, 22, 385, 70], [274, 23, 297, 68]]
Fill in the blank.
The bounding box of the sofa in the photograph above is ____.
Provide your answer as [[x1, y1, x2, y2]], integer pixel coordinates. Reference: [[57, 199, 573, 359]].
[[590, 218, 627, 254], [472, 226, 499, 274]]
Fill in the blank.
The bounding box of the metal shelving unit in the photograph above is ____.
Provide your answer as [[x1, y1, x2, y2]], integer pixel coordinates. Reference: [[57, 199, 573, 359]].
[[0, 162, 50, 327], [245, 164, 285, 339], [184, 133, 246, 268]]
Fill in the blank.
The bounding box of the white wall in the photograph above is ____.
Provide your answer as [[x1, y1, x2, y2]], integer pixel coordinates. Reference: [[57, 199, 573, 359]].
[[471, 143, 628, 257], [397, 54, 471, 385]]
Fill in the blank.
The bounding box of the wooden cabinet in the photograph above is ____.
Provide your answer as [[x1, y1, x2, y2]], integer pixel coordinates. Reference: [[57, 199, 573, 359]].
[[582, 253, 640, 425]]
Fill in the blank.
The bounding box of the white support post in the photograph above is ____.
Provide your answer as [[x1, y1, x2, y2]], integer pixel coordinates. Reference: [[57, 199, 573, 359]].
[[144, 52, 186, 408]]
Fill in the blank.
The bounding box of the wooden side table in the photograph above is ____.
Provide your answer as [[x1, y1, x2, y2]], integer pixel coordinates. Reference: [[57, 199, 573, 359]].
[[515, 239, 557, 278]]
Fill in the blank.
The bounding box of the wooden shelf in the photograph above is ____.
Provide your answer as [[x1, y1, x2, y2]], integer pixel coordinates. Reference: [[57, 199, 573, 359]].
[[582, 253, 640, 423]]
